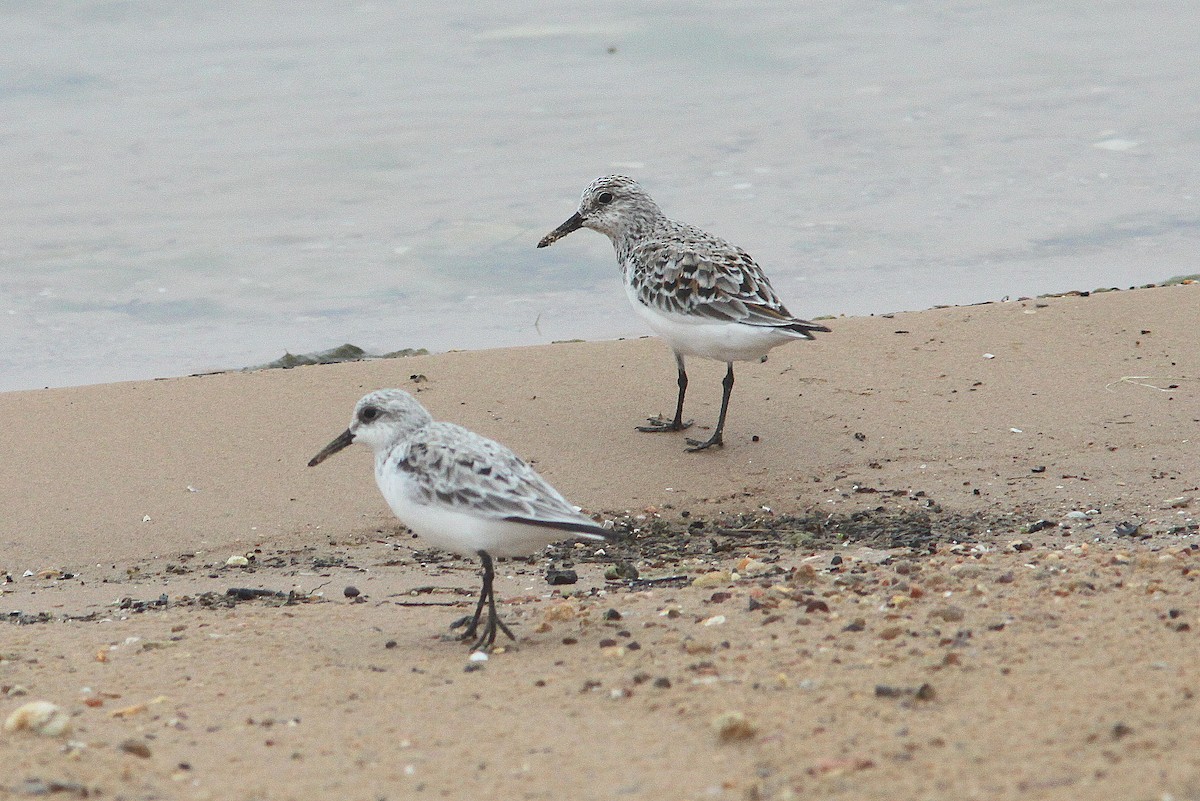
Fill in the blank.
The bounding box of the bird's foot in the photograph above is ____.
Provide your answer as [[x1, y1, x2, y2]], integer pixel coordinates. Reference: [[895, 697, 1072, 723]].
[[636, 416, 693, 433], [685, 432, 724, 452], [469, 614, 516, 652], [449, 614, 479, 640]]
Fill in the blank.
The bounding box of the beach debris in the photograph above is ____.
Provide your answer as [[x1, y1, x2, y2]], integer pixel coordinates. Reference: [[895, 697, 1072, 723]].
[[806, 756, 876, 777], [1163, 497, 1192, 509], [1065, 511, 1090, 520], [12, 780, 90, 796], [875, 683, 937, 701], [250, 344, 428, 371], [111, 696, 168, 719], [604, 561, 640, 580], [3, 701, 72, 737]]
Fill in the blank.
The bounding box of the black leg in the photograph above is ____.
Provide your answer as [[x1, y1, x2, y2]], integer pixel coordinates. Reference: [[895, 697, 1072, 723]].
[[686, 362, 734, 452], [637, 352, 694, 433], [462, 551, 515, 651], [449, 566, 491, 639]]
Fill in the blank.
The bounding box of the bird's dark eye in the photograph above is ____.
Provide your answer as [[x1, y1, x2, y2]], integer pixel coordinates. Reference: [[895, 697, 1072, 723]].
[[360, 406, 380, 423], [597, 191, 613, 204]]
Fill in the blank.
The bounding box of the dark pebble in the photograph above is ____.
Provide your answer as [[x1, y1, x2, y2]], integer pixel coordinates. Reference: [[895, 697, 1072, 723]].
[[343, 586, 360, 598], [653, 677, 672, 688], [604, 608, 622, 621], [120, 739, 152, 758], [599, 638, 618, 648], [385, 640, 398, 649], [1114, 521, 1142, 537], [464, 663, 484, 673], [1031, 465, 1046, 473], [546, 568, 579, 586]]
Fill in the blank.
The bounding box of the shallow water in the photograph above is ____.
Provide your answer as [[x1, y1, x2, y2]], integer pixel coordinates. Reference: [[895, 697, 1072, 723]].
[[2, 1, 1197, 391]]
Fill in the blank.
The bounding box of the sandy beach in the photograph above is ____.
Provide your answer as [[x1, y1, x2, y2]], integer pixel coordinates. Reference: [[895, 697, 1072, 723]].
[[2, 283, 1198, 800]]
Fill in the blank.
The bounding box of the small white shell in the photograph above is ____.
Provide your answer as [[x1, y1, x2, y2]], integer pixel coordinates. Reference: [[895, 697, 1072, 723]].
[[3, 701, 72, 737]]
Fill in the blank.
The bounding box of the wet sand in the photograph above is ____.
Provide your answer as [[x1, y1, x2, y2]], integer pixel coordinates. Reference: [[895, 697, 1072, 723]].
[[2, 283, 1198, 800]]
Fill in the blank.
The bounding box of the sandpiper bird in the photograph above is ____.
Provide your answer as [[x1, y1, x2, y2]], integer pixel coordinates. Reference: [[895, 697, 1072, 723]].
[[309, 389, 613, 651], [538, 175, 830, 451]]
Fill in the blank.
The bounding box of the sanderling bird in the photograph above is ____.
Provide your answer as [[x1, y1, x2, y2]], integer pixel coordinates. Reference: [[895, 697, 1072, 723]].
[[309, 389, 613, 651], [538, 175, 831, 451]]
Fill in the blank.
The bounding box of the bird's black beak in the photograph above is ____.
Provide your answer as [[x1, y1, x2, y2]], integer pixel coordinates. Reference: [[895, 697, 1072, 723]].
[[537, 212, 583, 248], [308, 428, 355, 467]]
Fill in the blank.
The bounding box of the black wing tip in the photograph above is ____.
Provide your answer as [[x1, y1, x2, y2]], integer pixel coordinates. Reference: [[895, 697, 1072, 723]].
[[503, 516, 616, 540], [791, 320, 832, 338]]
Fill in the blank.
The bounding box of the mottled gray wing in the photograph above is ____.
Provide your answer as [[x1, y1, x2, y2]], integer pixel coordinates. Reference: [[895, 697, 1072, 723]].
[[394, 424, 608, 536], [627, 229, 829, 337]]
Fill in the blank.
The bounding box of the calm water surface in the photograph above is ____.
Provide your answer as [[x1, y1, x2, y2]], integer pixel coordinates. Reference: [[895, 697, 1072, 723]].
[[2, 1, 1197, 391]]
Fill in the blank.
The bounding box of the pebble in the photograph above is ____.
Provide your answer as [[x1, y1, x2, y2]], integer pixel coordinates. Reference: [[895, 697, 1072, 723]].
[[546, 568, 579, 585], [3, 701, 72, 737], [225, 555, 250, 567], [544, 602, 577, 622], [1065, 511, 1090, 520], [692, 571, 733, 588], [343, 586, 360, 598], [930, 604, 965, 622], [120, 739, 152, 758], [711, 711, 757, 743]]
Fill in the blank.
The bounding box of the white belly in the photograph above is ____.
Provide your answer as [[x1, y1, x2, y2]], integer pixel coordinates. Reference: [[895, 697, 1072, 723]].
[[375, 467, 576, 558], [624, 285, 796, 363]]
